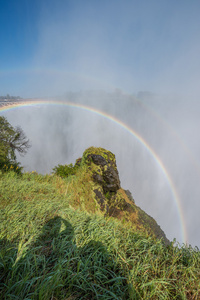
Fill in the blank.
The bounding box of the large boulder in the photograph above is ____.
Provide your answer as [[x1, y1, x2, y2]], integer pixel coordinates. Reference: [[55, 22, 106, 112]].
[[77, 147, 170, 246]]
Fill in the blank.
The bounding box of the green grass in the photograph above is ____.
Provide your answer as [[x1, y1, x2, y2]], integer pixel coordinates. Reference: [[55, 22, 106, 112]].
[[0, 171, 200, 299]]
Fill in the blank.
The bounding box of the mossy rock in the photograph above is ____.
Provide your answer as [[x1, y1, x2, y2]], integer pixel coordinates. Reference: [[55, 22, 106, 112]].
[[81, 147, 117, 169], [81, 147, 120, 193], [73, 147, 170, 245]]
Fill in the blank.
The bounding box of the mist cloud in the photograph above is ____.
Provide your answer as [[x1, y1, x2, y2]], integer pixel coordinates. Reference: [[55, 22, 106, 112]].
[[3, 90, 200, 249]]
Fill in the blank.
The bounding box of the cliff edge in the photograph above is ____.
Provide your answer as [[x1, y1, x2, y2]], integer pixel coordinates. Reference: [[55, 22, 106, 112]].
[[71, 147, 170, 246]]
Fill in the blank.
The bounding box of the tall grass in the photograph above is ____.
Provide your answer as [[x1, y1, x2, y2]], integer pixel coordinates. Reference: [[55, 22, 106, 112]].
[[0, 171, 200, 299]]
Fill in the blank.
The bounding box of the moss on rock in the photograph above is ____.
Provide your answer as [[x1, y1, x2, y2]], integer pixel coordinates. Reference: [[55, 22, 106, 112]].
[[69, 147, 170, 245]]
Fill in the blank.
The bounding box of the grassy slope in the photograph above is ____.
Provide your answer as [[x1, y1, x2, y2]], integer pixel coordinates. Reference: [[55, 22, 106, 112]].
[[0, 170, 200, 300]]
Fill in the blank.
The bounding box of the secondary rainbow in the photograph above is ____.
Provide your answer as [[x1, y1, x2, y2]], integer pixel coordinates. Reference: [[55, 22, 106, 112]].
[[0, 99, 188, 244]]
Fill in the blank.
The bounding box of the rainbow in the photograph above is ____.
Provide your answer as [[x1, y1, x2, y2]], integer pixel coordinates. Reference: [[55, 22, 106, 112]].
[[0, 99, 187, 244], [134, 96, 200, 175]]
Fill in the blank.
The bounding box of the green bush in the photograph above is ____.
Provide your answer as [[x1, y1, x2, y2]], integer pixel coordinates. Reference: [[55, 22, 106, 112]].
[[0, 159, 23, 175], [52, 163, 78, 178], [0, 116, 30, 175]]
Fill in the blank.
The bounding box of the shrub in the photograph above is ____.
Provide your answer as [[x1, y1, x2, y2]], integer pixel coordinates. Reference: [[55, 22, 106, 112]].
[[0, 159, 23, 175], [52, 163, 78, 178], [0, 116, 30, 174]]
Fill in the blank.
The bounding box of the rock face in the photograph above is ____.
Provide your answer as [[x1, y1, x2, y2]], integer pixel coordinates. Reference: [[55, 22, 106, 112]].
[[78, 147, 170, 246], [90, 154, 120, 193]]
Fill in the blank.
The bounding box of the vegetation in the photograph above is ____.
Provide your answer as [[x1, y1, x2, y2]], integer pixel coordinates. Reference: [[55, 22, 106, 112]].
[[0, 119, 199, 299], [0, 168, 200, 299], [0, 116, 30, 174], [52, 163, 79, 178]]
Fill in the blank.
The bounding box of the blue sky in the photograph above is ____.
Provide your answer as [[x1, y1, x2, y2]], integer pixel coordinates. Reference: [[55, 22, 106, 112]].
[[1, 0, 200, 97]]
